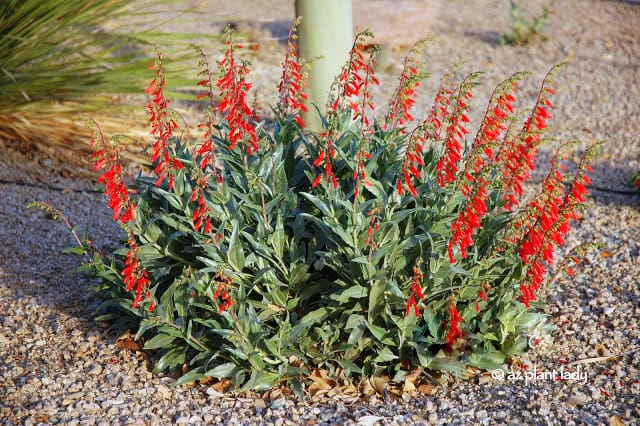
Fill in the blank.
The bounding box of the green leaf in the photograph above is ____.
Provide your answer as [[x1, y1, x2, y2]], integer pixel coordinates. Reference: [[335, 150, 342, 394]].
[[224, 347, 249, 360], [248, 351, 266, 371], [144, 333, 177, 350], [269, 214, 285, 259], [373, 347, 398, 363], [288, 263, 310, 289], [331, 285, 367, 303], [154, 346, 186, 373], [336, 358, 362, 375], [240, 370, 279, 392], [300, 192, 333, 217], [228, 222, 245, 270], [469, 351, 506, 371], [62, 245, 86, 255], [367, 280, 386, 323], [351, 256, 376, 281], [289, 377, 305, 402], [299, 306, 329, 325], [205, 362, 239, 378], [366, 322, 395, 345], [173, 367, 205, 386]]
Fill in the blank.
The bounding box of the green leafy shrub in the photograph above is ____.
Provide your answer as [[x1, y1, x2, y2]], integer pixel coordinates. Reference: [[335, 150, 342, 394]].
[[499, 0, 550, 46], [72, 28, 598, 395]]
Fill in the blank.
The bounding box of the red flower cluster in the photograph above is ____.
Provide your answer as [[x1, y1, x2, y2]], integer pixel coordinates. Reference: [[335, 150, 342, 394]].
[[190, 176, 213, 234], [395, 68, 459, 196], [313, 31, 380, 193], [499, 70, 558, 210], [426, 70, 458, 141], [311, 137, 338, 190], [444, 78, 522, 262], [123, 236, 153, 310], [436, 75, 476, 187], [446, 300, 463, 345], [446, 76, 522, 263], [447, 180, 489, 263], [90, 121, 135, 224], [145, 51, 183, 190], [475, 283, 489, 313], [331, 31, 379, 124], [89, 120, 153, 311], [191, 48, 224, 234], [397, 134, 425, 197], [216, 33, 259, 155], [516, 144, 595, 307], [365, 208, 380, 250], [352, 148, 373, 198], [278, 19, 308, 128], [213, 271, 234, 314], [384, 40, 427, 132], [469, 77, 520, 174], [194, 47, 222, 180], [405, 261, 425, 317]]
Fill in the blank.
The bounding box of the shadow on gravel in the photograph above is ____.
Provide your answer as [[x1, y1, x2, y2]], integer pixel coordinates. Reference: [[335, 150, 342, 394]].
[[586, 161, 640, 207], [0, 179, 122, 338], [463, 30, 502, 45]]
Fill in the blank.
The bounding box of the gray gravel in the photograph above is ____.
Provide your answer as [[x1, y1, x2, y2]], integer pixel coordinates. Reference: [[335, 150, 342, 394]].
[[1, 0, 640, 425]]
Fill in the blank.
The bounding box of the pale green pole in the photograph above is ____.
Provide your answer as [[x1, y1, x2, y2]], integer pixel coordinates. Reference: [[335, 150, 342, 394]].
[[295, 0, 353, 131]]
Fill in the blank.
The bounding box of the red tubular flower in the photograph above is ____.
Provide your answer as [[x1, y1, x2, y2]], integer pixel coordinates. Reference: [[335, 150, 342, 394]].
[[327, 30, 378, 123], [216, 31, 259, 155], [397, 127, 428, 198], [122, 236, 152, 310], [479, 287, 488, 302], [447, 178, 489, 263], [146, 50, 181, 190], [446, 300, 463, 345], [436, 74, 478, 188], [194, 46, 223, 183], [90, 120, 135, 224], [466, 74, 523, 182], [278, 18, 309, 127], [365, 208, 381, 251], [311, 133, 338, 190], [405, 260, 425, 317], [515, 142, 598, 307], [213, 271, 234, 314], [311, 173, 323, 188], [385, 40, 427, 132], [89, 120, 152, 311], [498, 66, 560, 210]]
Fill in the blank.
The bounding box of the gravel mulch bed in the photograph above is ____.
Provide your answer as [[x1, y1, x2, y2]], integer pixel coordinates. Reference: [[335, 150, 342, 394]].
[[1, 0, 639, 424]]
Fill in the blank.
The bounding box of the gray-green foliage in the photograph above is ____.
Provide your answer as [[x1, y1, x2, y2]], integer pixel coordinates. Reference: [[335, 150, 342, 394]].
[[85, 113, 554, 393]]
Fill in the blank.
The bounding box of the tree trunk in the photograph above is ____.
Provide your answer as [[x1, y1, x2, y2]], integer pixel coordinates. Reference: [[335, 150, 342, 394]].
[[295, 0, 353, 131]]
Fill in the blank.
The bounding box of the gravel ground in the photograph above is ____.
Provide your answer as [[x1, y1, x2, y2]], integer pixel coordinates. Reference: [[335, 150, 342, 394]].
[[1, 0, 639, 425]]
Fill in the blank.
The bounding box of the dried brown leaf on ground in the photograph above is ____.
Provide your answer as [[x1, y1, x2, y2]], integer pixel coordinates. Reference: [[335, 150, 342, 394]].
[[609, 414, 625, 426], [115, 329, 141, 351]]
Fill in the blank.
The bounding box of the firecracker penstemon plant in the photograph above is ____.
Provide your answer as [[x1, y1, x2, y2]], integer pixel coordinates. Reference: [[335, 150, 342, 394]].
[[72, 26, 599, 395]]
